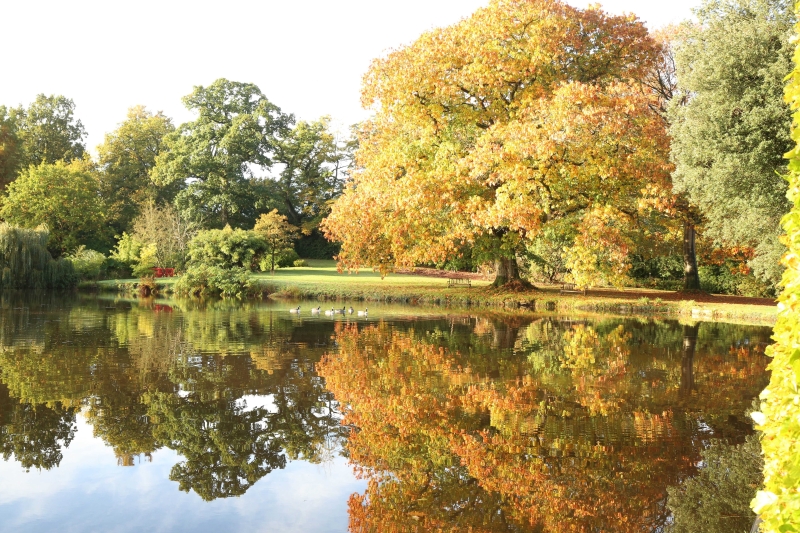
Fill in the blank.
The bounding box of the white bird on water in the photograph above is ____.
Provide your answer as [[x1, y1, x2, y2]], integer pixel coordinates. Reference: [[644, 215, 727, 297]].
[[324, 308, 336, 316], [289, 306, 301, 314], [357, 308, 368, 317], [311, 306, 321, 314]]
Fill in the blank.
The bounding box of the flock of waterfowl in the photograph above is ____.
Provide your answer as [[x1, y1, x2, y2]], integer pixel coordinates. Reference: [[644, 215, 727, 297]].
[[288, 305, 368, 317]]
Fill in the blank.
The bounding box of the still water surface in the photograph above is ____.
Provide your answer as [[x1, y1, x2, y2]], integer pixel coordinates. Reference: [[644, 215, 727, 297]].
[[0, 294, 771, 532]]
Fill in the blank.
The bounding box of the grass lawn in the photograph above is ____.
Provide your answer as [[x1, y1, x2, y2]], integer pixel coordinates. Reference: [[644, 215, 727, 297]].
[[253, 259, 491, 288], [95, 259, 777, 325]]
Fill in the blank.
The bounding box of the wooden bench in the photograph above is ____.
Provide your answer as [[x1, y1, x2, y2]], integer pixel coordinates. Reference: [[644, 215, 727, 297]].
[[447, 278, 472, 288], [559, 283, 585, 295]]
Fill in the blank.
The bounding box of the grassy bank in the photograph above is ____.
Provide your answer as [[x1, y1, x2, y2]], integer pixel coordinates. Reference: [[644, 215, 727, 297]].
[[95, 260, 778, 325]]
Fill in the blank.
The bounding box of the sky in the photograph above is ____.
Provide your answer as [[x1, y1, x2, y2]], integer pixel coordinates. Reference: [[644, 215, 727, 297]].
[[0, 0, 700, 151]]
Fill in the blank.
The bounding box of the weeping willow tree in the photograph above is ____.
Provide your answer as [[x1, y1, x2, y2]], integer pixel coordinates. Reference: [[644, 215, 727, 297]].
[[0, 223, 76, 290]]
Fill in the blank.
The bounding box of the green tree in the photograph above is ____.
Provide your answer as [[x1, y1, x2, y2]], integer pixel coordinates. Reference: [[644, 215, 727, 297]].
[[253, 209, 299, 272], [97, 106, 179, 234], [0, 106, 21, 191], [270, 117, 349, 229], [152, 79, 292, 229], [14, 94, 86, 168], [0, 160, 108, 255], [668, 0, 794, 286]]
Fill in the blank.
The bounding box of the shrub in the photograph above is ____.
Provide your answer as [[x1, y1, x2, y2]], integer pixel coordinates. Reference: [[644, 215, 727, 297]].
[[276, 248, 300, 268], [65, 246, 106, 280], [187, 226, 269, 271], [174, 265, 251, 299], [293, 259, 309, 267]]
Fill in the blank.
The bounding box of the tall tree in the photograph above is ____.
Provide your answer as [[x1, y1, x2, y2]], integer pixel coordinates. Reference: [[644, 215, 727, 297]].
[[0, 106, 21, 191], [151, 79, 292, 229], [323, 0, 669, 287], [270, 117, 349, 230], [641, 28, 705, 291], [97, 106, 178, 234], [14, 94, 86, 168], [669, 0, 794, 286], [0, 160, 108, 255]]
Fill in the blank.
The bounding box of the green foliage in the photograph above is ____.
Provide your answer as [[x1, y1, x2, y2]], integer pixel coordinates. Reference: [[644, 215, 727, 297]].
[[294, 229, 340, 260], [274, 248, 300, 269], [186, 226, 269, 271], [253, 209, 300, 272], [520, 226, 575, 283], [669, 0, 794, 286], [0, 106, 21, 191], [699, 265, 775, 297], [0, 160, 108, 256], [133, 243, 158, 278], [177, 225, 269, 298], [669, 435, 762, 533], [753, 3, 800, 529], [109, 232, 142, 268], [13, 94, 86, 168], [97, 106, 178, 234], [269, 117, 351, 230], [129, 202, 195, 270], [151, 79, 292, 229], [65, 246, 106, 281], [174, 265, 252, 299], [293, 259, 308, 267], [0, 223, 77, 289]]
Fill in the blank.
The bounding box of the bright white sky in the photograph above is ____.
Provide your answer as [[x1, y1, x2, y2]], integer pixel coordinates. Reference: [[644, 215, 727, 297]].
[[0, 0, 700, 151]]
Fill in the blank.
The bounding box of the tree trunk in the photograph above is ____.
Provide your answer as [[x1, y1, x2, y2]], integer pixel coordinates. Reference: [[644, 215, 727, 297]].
[[493, 256, 522, 287], [680, 323, 699, 399], [683, 222, 701, 291]]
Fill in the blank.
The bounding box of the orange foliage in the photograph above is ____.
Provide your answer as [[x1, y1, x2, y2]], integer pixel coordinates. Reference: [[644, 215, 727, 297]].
[[323, 0, 670, 277], [319, 319, 769, 533]]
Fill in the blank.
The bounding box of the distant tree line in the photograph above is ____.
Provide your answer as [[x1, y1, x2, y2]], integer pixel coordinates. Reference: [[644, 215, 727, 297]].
[[0, 79, 354, 292]]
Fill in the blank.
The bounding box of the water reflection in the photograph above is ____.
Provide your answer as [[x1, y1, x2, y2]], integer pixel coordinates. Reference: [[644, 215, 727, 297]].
[[0, 295, 345, 501], [0, 295, 771, 531], [318, 316, 769, 532]]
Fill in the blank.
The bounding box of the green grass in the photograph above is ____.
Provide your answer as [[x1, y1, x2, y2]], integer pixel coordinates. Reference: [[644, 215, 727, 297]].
[[94, 261, 778, 325]]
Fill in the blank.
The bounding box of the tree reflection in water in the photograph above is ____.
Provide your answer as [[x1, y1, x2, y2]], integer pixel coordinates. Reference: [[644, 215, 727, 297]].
[[318, 316, 770, 533], [0, 297, 344, 500], [0, 297, 772, 522]]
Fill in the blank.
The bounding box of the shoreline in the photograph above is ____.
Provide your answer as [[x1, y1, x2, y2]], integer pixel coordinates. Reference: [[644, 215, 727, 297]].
[[93, 271, 778, 327]]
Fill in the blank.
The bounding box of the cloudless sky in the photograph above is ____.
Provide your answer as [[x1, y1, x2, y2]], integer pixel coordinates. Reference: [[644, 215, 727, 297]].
[[0, 0, 700, 150]]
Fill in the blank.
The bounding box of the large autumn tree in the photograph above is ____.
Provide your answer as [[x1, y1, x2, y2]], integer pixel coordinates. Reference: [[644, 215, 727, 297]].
[[323, 0, 669, 286]]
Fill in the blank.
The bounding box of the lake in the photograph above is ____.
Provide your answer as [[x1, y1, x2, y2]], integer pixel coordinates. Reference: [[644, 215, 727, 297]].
[[0, 293, 771, 532]]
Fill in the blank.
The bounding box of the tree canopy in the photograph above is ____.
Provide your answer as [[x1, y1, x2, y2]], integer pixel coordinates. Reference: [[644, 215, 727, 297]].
[[323, 0, 669, 286], [151, 79, 293, 229], [669, 0, 795, 285], [97, 106, 178, 234], [14, 94, 87, 168], [0, 160, 107, 255]]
